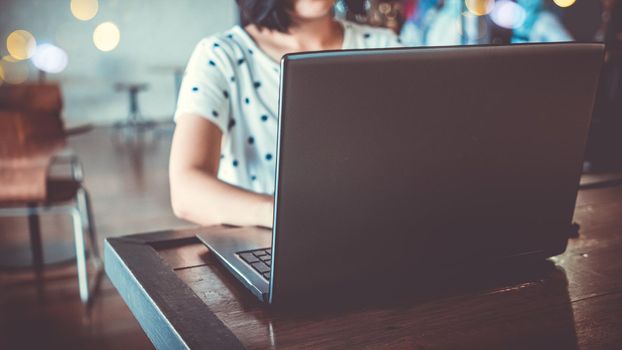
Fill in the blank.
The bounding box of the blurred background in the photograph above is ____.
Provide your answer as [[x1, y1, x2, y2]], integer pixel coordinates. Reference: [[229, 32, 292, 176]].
[[0, 0, 237, 125], [0, 0, 613, 125], [0, 0, 621, 349]]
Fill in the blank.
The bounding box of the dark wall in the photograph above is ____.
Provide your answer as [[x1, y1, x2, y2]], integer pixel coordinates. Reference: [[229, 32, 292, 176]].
[[561, 0, 604, 42]]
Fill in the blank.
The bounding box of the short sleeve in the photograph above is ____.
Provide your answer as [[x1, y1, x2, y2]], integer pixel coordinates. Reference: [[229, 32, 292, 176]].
[[384, 29, 405, 48], [371, 26, 404, 48], [174, 39, 230, 133], [342, 21, 404, 50]]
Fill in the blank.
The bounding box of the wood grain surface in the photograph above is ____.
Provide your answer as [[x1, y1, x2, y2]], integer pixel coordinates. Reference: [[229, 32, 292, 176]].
[[108, 179, 622, 349]]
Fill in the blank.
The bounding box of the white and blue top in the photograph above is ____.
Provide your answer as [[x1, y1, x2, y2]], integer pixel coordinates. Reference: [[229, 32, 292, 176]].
[[175, 21, 402, 195]]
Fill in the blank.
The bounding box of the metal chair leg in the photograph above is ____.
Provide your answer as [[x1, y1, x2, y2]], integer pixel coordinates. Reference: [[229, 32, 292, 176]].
[[27, 203, 45, 301], [27, 203, 44, 271], [77, 187, 100, 264], [71, 207, 89, 303]]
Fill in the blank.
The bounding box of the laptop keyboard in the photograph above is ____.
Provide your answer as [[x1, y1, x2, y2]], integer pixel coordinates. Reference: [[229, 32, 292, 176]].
[[237, 248, 271, 280]]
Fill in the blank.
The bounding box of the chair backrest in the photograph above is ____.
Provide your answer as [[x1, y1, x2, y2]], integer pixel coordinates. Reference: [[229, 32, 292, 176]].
[[0, 83, 66, 203], [0, 83, 65, 154]]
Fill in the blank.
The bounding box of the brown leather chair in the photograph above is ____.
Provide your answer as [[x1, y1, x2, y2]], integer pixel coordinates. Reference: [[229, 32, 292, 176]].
[[0, 83, 99, 303]]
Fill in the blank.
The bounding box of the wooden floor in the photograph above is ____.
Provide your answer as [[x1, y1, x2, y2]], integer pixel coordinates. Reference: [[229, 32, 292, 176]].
[[0, 125, 192, 350]]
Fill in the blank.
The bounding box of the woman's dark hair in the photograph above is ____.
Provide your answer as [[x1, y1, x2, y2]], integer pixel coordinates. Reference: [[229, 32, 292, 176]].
[[236, 0, 293, 33]]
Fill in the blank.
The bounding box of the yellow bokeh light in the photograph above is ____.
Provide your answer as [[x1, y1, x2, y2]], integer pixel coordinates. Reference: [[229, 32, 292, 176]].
[[2, 55, 19, 63], [465, 0, 494, 16], [6, 30, 37, 60], [93, 22, 120, 52], [70, 0, 99, 21], [553, 0, 576, 8]]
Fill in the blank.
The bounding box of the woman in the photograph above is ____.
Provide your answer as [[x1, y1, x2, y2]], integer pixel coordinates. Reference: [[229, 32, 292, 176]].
[[169, 0, 401, 228]]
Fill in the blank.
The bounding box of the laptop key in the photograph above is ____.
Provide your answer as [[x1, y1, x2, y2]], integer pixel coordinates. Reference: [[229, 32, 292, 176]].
[[260, 254, 271, 261], [251, 261, 270, 274], [262, 272, 270, 280], [239, 252, 259, 263], [253, 251, 267, 257]]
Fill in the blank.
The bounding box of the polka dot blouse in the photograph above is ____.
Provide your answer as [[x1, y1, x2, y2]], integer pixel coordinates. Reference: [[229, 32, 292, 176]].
[[175, 20, 402, 195]]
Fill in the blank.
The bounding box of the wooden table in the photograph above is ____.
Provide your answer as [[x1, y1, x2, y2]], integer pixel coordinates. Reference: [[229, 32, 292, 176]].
[[105, 176, 622, 349]]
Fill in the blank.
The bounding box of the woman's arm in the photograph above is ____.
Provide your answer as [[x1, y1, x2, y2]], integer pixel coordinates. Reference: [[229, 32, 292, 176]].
[[169, 114, 274, 227]]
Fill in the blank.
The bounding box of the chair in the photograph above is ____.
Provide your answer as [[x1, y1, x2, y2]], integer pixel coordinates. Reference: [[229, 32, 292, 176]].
[[114, 82, 155, 132], [0, 83, 99, 303]]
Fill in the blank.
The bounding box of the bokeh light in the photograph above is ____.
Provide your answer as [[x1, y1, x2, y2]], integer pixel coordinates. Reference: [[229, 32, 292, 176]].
[[2, 55, 19, 63], [93, 22, 120, 52], [70, 0, 99, 21], [6, 30, 37, 60], [553, 0, 576, 8], [490, 0, 527, 29], [465, 0, 495, 16], [1, 57, 30, 84], [32, 44, 68, 74]]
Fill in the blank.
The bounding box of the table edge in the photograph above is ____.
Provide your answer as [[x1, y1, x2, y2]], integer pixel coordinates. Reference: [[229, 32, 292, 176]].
[[104, 227, 245, 350]]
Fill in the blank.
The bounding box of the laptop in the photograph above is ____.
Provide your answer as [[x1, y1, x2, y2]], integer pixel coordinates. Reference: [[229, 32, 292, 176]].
[[197, 43, 604, 305]]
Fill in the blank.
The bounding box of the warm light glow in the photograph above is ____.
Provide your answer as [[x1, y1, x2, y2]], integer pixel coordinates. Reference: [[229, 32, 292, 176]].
[[32, 44, 68, 74], [93, 22, 120, 52], [6, 30, 37, 60], [0, 58, 30, 84], [553, 0, 576, 8], [70, 0, 99, 21], [490, 1, 526, 29], [2, 55, 19, 63], [465, 0, 494, 16]]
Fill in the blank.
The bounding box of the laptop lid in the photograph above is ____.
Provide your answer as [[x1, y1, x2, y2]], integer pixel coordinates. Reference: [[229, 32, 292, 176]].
[[269, 43, 603, 304]]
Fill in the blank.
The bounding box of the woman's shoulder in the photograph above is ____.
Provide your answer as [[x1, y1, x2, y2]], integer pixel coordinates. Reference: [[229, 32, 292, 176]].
[[189, 26, 251, 63], [341, 20, 402, 48]]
